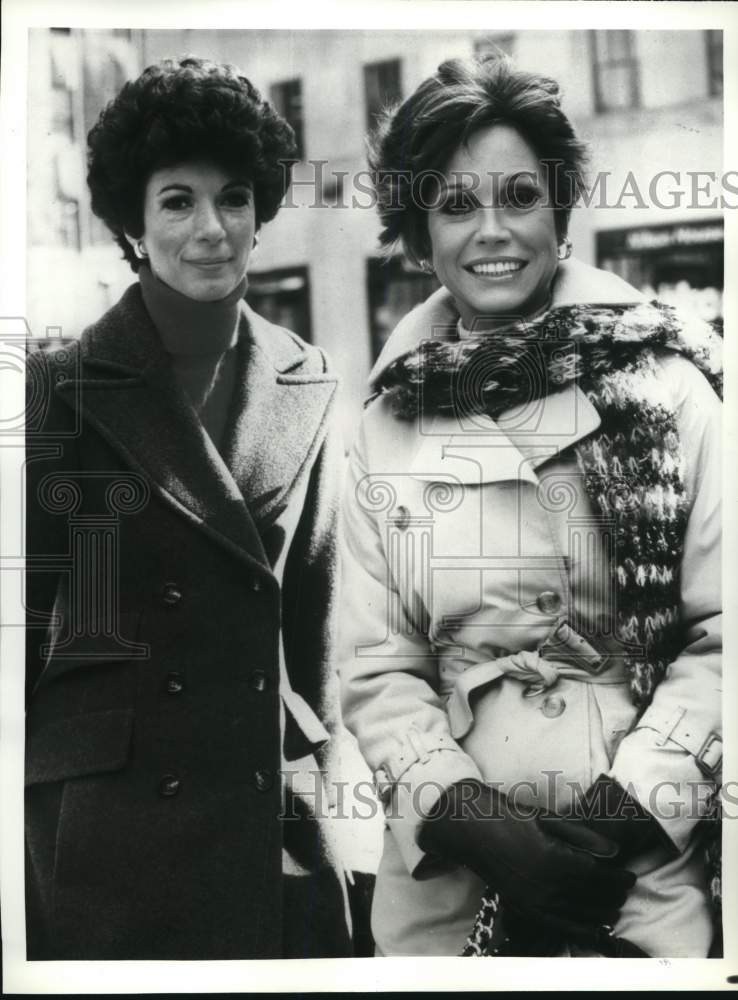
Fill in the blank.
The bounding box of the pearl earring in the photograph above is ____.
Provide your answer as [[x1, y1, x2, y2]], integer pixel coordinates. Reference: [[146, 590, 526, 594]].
[[557, 237, 573, 261]]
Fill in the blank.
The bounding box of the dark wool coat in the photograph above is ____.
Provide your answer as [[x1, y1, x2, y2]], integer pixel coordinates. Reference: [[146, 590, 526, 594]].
[[24, 283, 351, 960]]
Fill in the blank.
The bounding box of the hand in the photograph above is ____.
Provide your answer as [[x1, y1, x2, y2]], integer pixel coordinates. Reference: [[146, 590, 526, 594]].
[[502, 905, 650, 957], [417, 779, 636, 933], [568, 774, 676, 863]]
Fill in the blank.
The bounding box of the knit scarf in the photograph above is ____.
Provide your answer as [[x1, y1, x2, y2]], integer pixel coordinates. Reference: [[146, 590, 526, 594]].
[[372, 299, 723, 957]]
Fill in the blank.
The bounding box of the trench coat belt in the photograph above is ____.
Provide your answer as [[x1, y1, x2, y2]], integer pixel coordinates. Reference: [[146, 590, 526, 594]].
[[443, 643, 629, 741]]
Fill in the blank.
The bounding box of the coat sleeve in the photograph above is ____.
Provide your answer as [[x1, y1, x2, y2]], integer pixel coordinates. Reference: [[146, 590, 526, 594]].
[[609, 354, 722, 851], [338, 412, 483, 876]]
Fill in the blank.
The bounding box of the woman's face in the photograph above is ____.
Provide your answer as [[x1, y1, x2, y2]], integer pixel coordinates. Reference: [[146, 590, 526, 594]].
[[136, 161, 255, 301], [427, 124, 559, 330]]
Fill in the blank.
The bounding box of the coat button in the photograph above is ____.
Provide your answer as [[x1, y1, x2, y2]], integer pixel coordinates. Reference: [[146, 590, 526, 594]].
[[162, 583, 183, 606], [251, 578, 263, 593], [536, 590, 561, 614], [250, 669, 268, 692], [164, 671, 185, 695], [541, 693, 566, 718], [158, 774, 181, 797], [253, 769, 274, 792]]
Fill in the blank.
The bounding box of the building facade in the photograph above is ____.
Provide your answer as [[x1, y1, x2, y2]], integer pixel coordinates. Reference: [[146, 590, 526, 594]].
[[27, 28, 724, 440]]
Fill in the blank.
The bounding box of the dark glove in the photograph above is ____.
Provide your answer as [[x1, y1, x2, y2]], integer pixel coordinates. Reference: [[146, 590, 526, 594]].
[[417, 779, 636, 937], [502, 906, 650, 957], [570, 774, 677, 863]]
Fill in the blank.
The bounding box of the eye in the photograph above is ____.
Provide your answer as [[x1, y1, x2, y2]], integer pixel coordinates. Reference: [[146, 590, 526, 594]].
[[503, 179, 543, 210], [440, 188, 477, 215], [160, 194, 192, 211], [220, 188, 252, 208]]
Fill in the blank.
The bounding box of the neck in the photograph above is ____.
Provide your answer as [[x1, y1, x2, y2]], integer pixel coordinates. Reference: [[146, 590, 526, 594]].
[[457, 295, 553, 340], [139, 264, 247, 357]]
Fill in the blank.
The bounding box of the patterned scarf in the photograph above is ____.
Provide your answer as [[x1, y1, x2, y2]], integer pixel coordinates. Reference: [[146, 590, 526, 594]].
[[373, 299, 723, 957]]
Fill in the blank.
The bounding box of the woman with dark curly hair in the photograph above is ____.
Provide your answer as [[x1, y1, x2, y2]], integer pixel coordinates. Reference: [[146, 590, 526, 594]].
[[338, 55, 722, 957], [25, 57, 351, 960]]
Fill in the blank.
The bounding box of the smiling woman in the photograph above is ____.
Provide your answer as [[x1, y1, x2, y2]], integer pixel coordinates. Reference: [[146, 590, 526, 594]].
[[25, 56, 352, 960], [339, 53, 722, 959], [426, 125, 559, 329]]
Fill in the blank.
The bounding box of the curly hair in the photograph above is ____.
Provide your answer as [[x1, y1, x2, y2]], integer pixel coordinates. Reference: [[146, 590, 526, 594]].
[[87, 56, 298, 271], [367, 54, 589, 266]]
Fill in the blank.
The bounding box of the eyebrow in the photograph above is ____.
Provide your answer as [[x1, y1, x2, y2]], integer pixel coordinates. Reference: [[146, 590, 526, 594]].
[[442, 171, 541, 191], [156, 180, 252, 195]]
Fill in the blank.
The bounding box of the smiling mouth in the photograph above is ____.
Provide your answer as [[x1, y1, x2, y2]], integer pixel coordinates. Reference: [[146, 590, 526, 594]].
[[187, 258, 232, 267], [466, 260, 526, 276]]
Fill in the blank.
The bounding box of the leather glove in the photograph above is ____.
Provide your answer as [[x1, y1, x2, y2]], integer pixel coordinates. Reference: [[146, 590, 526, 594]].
[[570, 774, 677, 863], [502, 906, 650, 957], [417, 779, 636, 937]]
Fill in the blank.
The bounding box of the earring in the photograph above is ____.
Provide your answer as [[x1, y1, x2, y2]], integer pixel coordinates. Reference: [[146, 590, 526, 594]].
[[252, 233, 260, 249], [418, 259, 434, 274], [134, 239, 148, 260], [557, 237, 573, 261]]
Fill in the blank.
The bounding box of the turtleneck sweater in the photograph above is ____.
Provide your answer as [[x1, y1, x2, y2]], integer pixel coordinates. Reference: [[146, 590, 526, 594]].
[[138, 264, 247, 453], [456, 296, 553, 341]]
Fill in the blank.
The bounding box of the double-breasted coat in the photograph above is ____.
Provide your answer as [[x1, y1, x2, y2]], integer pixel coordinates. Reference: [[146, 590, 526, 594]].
[[338, 259, 722, 956], [24, 282, 351, 959]]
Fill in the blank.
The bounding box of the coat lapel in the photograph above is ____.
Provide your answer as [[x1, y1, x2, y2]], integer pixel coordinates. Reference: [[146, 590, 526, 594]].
[[53, 283, 332, 571], [221, 305, 338, 532], [408, 383, 601, 485]]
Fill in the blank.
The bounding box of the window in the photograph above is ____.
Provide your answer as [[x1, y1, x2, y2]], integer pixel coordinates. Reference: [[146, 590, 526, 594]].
[[474, 34, 515, 61], [270, 79, 305, 160], [246, 267, 312, 343], [81, 33, 142, 245], [367, 257, 439, 361], [706, 31, 723, 97], [597, 223, 724, 326], [590, 31, 640, 112], [364, 59, 402, 132]]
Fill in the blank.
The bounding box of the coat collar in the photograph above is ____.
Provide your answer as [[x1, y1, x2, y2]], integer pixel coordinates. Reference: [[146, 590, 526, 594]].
[[56, 283, 337, 570], [372, 257, 637, 486], [408, 382, 601, 485], [369, 256, 647, 390], [221, 306, 338, 532]]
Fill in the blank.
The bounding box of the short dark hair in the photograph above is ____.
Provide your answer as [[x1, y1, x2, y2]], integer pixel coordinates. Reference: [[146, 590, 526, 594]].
[[368, 54, 589, 265], [87, 56, 298, 271]]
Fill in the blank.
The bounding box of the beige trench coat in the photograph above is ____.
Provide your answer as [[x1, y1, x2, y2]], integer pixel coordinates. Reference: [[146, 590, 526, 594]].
[[338, 259, 722, 957]]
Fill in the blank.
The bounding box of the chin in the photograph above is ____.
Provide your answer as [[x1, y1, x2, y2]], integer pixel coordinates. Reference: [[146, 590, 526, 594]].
[[187, 278, 238, 303], [466, 297, 530, 324]]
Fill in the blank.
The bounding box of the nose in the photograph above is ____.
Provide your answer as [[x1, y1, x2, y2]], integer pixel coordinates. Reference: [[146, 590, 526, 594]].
[[474, 207, 511, 243], [193, 199, 226, 242]]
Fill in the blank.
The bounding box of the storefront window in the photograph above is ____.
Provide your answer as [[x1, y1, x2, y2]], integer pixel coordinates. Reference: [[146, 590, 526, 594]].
[[597, 221, 723, 327], [367, 257, 439, 361], [246, 267, 312, 343]]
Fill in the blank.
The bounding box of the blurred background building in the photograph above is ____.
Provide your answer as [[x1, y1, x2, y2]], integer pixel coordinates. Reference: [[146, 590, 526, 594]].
[[27, 28, 723, 441]]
